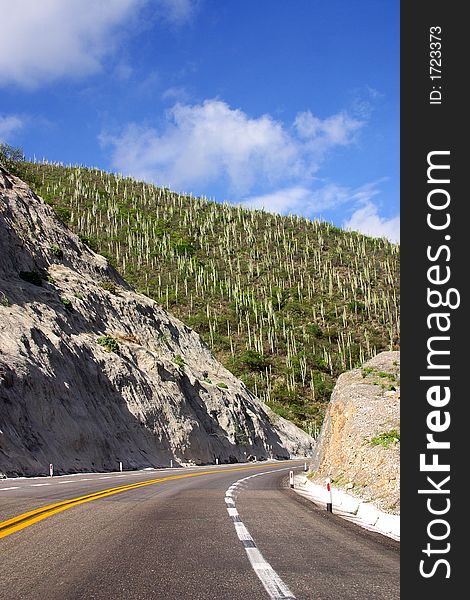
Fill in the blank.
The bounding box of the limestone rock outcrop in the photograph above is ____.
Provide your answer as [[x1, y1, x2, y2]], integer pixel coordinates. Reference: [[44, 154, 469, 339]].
[[309, 351, 400, 513], [0, 167, 314, 476]]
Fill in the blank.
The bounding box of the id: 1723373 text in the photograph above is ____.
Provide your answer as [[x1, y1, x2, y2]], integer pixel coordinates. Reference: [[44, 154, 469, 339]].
[[429, 26, 443, 105]]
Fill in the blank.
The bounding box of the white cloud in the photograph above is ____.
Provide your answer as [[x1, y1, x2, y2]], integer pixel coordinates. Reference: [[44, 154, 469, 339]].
[[101, 96, 398, 242], [0, 0, 141, 88], [0, 0, 197, 89], [240, 187, 313, 214], [102, 99, 363, 194], [242, 181, 399, 243], [294, 110, 363, 146], [293, 110, 363, 171], [0, 115, 24, 142], [241, 181, 380, 215], [240, 184, 351, 216], [102, 100, 301, 193], [343, 202, 400, 243]]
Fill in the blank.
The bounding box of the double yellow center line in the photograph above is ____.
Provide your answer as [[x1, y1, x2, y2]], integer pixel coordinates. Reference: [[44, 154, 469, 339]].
[[0, 462, 292, 539]]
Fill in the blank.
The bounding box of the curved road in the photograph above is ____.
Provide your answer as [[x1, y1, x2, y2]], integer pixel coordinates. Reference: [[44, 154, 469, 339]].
[[0, 461, 399, 599]]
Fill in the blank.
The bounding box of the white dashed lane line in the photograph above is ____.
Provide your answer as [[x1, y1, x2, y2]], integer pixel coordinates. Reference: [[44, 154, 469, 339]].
[[225, 468, 297, 600], [31, 483, 51, 487], [0, 487, 19, 491]]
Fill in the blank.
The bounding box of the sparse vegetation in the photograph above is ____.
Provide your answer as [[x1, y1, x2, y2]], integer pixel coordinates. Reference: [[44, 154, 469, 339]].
[[97, 335, 119, 353], [60, 297, 73, 310], [216, 382, 228, 389], [49, 244, 64, 258], [99, 280, 117, 294], [173, 354, 185, 369], [369, 429, 400, 448], [361, 366, 400, 391], [52, 205, 72, 224], [331, 473, 349, 487], [239, 349, 270, 371], [15, 160, 400, 431]]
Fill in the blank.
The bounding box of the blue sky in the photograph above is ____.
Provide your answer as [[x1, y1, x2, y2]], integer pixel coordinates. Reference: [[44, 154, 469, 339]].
[[0, 0, 399, 242]]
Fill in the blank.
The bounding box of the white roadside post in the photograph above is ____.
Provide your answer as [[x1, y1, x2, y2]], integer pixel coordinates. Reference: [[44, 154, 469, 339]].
[[289, 470, 294, 489], [215, 457, 219, 465], [49, 463, 53, 478], [304, 461, 308, 472], [119, 461, 123, 472], [170, 459, 173, 468], [326, 478, 333, 512]]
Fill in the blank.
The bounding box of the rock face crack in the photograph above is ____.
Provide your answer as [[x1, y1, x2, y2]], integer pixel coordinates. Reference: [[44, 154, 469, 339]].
[[0, 170, 314, 477]]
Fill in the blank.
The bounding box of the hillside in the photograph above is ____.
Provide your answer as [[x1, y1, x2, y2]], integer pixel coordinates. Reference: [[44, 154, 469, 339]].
[[12, 159, 400, 432], [0, 167, 314, 476]]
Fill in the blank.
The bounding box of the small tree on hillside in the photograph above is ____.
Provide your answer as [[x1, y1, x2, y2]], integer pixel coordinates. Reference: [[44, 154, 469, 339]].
[[0, 143, 25, 168], [0, 144, 25, 179]]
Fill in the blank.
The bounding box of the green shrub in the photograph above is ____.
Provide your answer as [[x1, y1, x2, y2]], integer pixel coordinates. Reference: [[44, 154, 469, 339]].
[[370, 429, 400, 448], [307, 323, 324, 337], [270, 286, 289, 310], [99, 250, 117, 266], [377, 371, 391, 378], [348, 300, 366, 313], [53, 206, 71, 224], [216, 382, 228, 389], [266, 400, 290, 420], [99, 280, 117, 294], [97, 335, 119, 353], [79, 234, 99, 252], [173, 354, 185, 368], [172, 237, 196, 256], [239, 349, 269, 371], [60, 297, 73, 311], [49, 244, 63, 258]]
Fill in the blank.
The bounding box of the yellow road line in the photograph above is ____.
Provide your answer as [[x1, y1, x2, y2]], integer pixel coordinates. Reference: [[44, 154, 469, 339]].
[[0, 461, 293, 539]]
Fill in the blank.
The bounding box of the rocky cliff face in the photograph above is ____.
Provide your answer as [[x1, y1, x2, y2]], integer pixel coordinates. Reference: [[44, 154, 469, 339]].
[[309, 351, 400, 514], [0, 167, 314, 477]]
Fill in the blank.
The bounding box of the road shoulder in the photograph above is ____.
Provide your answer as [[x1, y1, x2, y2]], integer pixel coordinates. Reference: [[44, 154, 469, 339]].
[[293, 473, 400, 541]]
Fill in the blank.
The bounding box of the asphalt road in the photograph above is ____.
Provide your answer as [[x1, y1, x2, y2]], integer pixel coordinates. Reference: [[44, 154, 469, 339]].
[[0, 461, 399, 599]]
